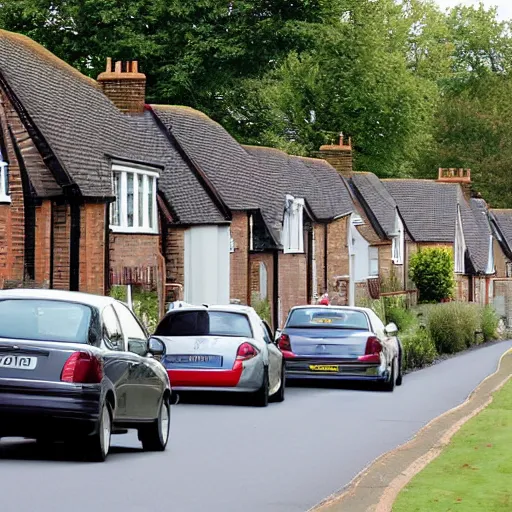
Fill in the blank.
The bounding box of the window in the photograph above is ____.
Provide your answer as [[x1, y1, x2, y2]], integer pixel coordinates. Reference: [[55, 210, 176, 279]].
[[286, 308, 369, 330], [110, 163, 159, 233], [506, 262, 512, 278], [281, 194, 304, 253], [102, 305, 124, 351], [454, 206, 466, 273], [369, 247, 379, 276], [391, 213, 404, 265], [0, 149, 10, 203], [259, 262, 268, 300], [0, 299, 96, 344], [113, 303, 147, 343]]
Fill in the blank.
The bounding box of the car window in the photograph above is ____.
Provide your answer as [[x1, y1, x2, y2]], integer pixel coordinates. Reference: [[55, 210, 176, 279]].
[[261, 321, 272, 344], [369, 310, 386, 339], [103, 305, 124, 351], [154, 310, 253, 338], [286, 308, 369, 330], [0, 299, 97, 344], [113, 303, 147, 342]]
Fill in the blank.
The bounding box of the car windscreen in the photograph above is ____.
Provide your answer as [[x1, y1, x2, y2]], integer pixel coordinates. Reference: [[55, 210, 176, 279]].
[[0, 299, 94, 343], [286, 308, 369, 330], [155, 310, 253, 338]]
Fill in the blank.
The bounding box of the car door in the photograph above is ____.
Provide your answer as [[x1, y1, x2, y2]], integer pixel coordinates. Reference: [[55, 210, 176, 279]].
[[259, 319, 282, 392], [113, 302, 162, 420], [101, 305, 133, 422], [368, 310, 396, 365]]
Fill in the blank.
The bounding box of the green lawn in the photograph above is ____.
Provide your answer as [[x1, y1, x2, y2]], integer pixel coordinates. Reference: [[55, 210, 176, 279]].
[[393, 379, 512, 512]]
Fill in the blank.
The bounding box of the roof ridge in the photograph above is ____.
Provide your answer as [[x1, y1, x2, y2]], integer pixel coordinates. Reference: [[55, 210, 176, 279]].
[[0, 29, 99, 89]]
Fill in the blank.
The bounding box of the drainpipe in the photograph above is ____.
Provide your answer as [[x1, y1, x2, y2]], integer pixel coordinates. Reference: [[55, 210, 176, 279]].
[[312, 227, 317, 303], [324, 224, 328, 293]]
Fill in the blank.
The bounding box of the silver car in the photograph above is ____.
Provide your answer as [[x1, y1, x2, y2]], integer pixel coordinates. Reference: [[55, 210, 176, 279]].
[[279, 305, 403, 391], [154, 305, 285, 407]]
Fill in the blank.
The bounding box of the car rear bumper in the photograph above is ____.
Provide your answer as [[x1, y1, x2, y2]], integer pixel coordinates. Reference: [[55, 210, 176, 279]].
[[0, 378, 101, 438], [284, 358, 388, 381]]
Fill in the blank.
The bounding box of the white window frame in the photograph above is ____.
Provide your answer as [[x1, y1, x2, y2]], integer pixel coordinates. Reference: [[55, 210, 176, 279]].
[[281, 194, 305, 254], [454, 205, 466, 274], [369, 246, 379, 276], [391, 211, 404, 265], [0, 160, 11, 203], [110, 163, 159, 234]]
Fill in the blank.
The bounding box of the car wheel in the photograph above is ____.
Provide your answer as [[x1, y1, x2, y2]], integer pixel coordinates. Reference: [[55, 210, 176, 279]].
[[396, 350, 403, 386], [381, 358, 396, 392], [270, 363, 285, 403], [139, 397, 170, 451], [253, 367, 269, 407], [85, 401, 112, 462]]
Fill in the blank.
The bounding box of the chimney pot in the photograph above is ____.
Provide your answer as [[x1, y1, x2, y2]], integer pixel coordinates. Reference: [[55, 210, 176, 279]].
[[105, 57, 112, 73], [114, 60, 122, 73]]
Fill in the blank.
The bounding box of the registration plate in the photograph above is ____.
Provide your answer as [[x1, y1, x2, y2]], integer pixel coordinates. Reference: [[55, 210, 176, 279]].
[[0, 355, 37, 370], [309, 364, 339, 372], [166, 355, 223, 367]]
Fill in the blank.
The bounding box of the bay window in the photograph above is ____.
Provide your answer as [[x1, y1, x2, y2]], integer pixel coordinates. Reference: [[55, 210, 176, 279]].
[[0, 150, 10, 203], [110, 164, 158, 233]]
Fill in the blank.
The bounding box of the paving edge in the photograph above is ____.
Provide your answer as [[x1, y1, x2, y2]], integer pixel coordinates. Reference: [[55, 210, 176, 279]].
[[309, 347, 512, 512]]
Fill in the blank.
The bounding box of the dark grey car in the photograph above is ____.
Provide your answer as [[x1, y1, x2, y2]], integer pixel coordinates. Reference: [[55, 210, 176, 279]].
[[0, 289, 171, 462]]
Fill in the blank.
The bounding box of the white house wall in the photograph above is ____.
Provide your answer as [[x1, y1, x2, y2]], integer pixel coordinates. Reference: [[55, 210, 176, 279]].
[[184, 225, 230, 306]]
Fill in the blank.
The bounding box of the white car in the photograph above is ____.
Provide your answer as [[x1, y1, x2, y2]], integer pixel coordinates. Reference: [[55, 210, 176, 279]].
[[154, 305, 285, 407]]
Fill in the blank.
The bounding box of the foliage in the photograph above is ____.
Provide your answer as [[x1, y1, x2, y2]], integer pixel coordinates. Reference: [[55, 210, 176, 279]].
[[109, 285, 159, 333], [427, 301, 480, 353], [481, 305, 499, 342], [384, 297, 417, 332], [409, 248, 455, 303], [400, 327, 438, 371], [251, 293, 271, 325], [394, 378, 512, 512]]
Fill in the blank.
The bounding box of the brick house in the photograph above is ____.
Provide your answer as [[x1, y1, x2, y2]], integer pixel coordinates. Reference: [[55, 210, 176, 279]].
[[150, 106, 360, 327], [0, 30, 231, 308], [383, 169, 496, 304], [489, 210, 512, 278]]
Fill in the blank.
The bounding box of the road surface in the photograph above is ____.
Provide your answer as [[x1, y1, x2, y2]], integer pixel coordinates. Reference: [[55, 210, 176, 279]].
[[1, 340, 510, 512]]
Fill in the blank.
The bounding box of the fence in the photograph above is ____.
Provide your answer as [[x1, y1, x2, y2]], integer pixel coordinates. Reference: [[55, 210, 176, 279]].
[[492, 278, 512, 328]]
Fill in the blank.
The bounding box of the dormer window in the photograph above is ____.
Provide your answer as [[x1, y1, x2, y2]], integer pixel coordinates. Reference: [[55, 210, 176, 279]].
[[0, 150, 10, 203], [110, 163, 158, 233], [281, 194, 304, 254]]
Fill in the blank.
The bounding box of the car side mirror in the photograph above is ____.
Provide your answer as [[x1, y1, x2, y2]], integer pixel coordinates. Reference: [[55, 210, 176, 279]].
[[385, 323, 398, 336], [148, 337, 165, 357], [274, 329, 282, 342], [128, 339, 149, 357]]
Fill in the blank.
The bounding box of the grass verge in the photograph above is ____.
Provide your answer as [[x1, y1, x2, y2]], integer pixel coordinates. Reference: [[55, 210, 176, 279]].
[[393, 377, 512, 511]]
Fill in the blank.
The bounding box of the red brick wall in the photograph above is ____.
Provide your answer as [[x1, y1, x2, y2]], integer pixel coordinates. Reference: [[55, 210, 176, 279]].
[[109, 232, 161, 270], [165, 227, 185, 284], [79, 203, 106, 295], [52, 204, 70, 290], [34, 200, 52, 286], [326, 217, 350, 290], [230, 212, 249, 304], [278, 253, 307, 327], [494, 238, 509, 278]]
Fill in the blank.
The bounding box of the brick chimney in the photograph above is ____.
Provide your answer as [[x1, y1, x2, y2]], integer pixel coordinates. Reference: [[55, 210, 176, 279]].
[[437, 167, 472, 197], [97, 58, 146, 114], [315, 133, 353, 176]]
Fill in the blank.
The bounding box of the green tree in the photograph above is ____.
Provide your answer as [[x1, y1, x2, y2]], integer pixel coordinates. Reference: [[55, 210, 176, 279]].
[[409, 247, 455, 303]]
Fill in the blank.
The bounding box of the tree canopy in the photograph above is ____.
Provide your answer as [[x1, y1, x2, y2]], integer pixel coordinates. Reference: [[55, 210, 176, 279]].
[[1, 0, 511, 206]]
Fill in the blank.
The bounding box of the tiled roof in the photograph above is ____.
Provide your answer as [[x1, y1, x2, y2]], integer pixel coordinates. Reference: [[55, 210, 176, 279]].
[[383, 180, 457, 242], [384, 179, 492, 273], [0, 30, 225, 224], [490, 209, 512, 254], [350, 172, 397, 238]]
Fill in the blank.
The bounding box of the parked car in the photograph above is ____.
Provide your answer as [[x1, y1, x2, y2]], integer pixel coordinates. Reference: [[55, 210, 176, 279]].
[[0, 289, 171, 461], [278, 305, 403, 391], [153, 305, 285, 406]]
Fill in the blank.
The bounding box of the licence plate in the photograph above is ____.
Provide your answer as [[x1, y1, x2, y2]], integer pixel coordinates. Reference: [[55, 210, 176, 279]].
[[0, 355, 37, 370], [166, 355, 222, 367], [309, 364, 339, 372]]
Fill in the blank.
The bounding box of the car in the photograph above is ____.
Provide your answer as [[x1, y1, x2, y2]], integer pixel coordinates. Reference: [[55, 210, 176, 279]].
[[278, 305, 403, 391], [153, 305, 285, 406], [0, 288, 171, 461]]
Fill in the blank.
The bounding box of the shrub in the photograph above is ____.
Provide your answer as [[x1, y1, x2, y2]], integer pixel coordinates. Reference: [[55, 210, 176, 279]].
[[481, 305, 499, 342], [426, 302, 480, 354], [251, 293, 271, 324], [401, 327, 438, 370], [384, 295, 416, 331], [409, 248, 455, 303], [110, 285, 159, 333]]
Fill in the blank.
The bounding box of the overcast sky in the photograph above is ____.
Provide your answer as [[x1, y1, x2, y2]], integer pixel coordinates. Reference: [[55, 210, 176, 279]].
[[435, 0, 512, 20]]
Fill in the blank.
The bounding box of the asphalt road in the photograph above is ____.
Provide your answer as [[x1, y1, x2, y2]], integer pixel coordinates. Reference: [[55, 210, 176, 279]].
[[1, 340, 510, 512]]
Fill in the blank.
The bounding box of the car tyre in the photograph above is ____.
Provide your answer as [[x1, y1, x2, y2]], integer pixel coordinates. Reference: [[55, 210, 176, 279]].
[[270, 363, 285, 403], [396, 351, 403, 386], [139, 397, 170, 452], [253, 367, 269, 407], [85, 401, 112, 462], [381, 358, 396, 392]]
